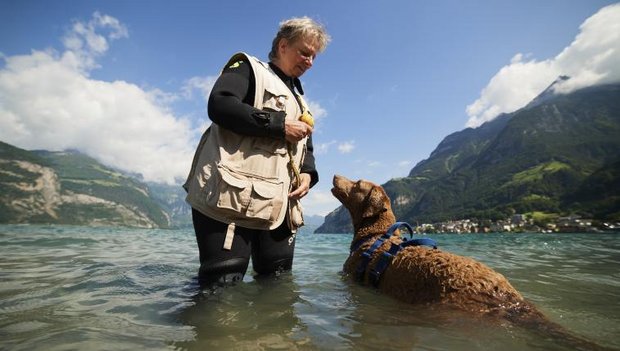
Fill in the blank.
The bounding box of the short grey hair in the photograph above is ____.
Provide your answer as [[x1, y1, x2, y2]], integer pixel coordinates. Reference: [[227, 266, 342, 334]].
[[268, 17, 331, 61]]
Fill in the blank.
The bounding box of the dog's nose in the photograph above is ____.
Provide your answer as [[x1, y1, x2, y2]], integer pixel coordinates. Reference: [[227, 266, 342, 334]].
[[333, 174, 346, 186], [333, 174, 341, 184], [333, 174, 350, 183], [333, 174, 354, 188]]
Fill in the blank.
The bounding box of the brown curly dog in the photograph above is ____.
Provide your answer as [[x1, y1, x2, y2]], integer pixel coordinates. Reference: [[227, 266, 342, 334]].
[[331, 174, 611, 351]]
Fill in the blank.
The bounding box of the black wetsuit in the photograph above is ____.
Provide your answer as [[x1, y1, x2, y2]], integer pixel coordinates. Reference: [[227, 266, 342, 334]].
[[192, 57, 318, 287]]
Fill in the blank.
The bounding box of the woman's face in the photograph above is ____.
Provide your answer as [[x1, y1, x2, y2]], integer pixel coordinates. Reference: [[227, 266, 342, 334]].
[[276, 37, 318, 78]]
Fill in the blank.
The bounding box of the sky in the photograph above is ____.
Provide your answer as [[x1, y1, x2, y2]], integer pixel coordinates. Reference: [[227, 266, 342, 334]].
[[1, 0, 619, 217]]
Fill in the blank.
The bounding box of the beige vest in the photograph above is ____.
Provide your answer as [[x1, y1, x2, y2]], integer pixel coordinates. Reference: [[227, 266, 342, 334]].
[[184, 53, 308, 246]]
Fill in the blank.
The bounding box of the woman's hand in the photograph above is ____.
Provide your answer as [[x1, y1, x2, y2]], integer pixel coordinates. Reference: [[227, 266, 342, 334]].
[[289, 173, 311, 199], [284, 119, 313, 143]]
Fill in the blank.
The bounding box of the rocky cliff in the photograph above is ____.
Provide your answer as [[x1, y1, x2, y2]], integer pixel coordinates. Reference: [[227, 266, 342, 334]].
[[0, 142, 176, 228]]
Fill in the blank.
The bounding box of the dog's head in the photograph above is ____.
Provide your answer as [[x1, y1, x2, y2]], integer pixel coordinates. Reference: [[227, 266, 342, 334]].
[[331, 175, 393, 228]]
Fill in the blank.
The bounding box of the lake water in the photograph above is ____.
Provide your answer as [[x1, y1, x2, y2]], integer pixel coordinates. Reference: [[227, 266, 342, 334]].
[[1, 225, 618, 350]]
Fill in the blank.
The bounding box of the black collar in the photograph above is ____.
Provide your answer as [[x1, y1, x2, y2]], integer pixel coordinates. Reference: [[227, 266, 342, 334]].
[[269, 62, 305, 95]]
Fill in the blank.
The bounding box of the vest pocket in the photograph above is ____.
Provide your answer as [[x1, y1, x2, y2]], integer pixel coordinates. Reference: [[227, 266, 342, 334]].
[[214, 165, 251, 213], [262, 89, 287, 112], [210, 163, 284, 224], [247, 181, 284, 222]]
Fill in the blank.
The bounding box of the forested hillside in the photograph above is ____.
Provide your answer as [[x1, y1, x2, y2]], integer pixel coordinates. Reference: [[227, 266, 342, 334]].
[[317, 83, 620, 233]]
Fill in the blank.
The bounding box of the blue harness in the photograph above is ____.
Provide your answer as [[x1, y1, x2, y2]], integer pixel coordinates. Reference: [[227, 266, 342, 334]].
[[353, 222, 438, 287]]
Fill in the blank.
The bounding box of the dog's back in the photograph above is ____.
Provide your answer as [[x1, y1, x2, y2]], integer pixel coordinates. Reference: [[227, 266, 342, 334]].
[[346, 235, 531, 314], [382, 246, 525, 311]]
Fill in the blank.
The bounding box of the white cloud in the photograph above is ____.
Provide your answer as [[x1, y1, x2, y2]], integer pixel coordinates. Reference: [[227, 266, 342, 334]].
[[338, 141, 355, 154], [316, 139, 355, 155], [0, 12, 196, 184], [315, 140, 336, 155], [301, 189, 340, 217], [182, 75, 217, 103], [466, 3, 620, 128], [62, 11, 128, 72], [306, 99, 327, 121], [552, 4, 620, 93], [465, 55, 558, 127]]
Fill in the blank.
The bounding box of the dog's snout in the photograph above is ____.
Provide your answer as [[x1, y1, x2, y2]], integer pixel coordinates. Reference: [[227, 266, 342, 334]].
[[332, 174, 342, 186], [332, 175, 354, 201], [333, 174, 353, 187]]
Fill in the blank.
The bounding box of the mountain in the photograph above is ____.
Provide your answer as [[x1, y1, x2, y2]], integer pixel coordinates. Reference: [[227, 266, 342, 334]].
[[0, 142, 190, 228], [525, 75, 570, 109], [146, 182, 192, 228], [316, 82, 620, 233], [0, 140, 321, 229], [304, 214, 325, 226]]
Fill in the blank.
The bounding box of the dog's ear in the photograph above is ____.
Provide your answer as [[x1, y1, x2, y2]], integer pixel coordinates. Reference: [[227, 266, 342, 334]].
[[361, 186, 388, 218]]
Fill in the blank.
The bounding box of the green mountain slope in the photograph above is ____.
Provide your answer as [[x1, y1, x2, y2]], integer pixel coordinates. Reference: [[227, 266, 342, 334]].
[[317, 83, 620, 233], [0, 142, 174, 228], [147, 182, 193, 228]]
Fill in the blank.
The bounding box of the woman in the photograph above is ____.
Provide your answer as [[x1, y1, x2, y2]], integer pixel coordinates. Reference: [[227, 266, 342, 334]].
[[184, 17, 330, 288]]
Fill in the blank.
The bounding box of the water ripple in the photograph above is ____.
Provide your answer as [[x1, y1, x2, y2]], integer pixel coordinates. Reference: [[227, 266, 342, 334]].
[[1, 226, 619, 350]]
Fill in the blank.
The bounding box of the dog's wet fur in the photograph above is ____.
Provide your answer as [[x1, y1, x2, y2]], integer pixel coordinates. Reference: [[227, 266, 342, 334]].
[[331, 174, 612, 351]]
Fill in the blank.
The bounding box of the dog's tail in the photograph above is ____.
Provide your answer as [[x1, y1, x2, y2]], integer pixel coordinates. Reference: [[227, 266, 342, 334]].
[[510, 308, 616, 351]]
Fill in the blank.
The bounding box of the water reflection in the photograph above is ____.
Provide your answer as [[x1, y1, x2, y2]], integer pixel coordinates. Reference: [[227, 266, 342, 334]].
[[176, 273, 314, 350]]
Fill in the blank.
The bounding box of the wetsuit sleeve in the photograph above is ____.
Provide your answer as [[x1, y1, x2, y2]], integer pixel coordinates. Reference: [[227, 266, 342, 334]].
[[301, 134, 319, 188], [207, 59, 285, 138]]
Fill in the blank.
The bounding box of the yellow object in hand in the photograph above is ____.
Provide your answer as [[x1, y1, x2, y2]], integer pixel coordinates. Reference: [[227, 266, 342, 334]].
[[299, 111, 314, 128]]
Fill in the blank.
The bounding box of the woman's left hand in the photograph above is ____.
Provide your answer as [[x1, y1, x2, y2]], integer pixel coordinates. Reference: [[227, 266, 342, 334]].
[[284, 119, 313, 143], [289, 173, 311, 199]]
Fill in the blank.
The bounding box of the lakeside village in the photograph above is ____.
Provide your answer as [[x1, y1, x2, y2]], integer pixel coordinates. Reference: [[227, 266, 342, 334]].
[[412, 215, 620, 234]]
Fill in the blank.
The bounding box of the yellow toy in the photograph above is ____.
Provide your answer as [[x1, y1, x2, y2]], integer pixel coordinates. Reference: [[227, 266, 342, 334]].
[[299, 110, 314, 128]]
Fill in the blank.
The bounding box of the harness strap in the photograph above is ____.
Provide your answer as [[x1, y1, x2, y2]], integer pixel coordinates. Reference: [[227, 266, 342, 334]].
[[368, 237, 438, 287], [355, 221, 438, 286], [355, 222, 411, 282], [356, 233, 390, 281], [368, 242, 401, 286], [386, 221, 415, 238], [350, 236, 371, 253]]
